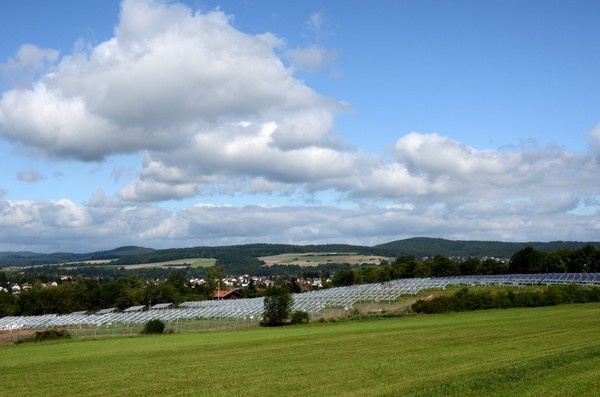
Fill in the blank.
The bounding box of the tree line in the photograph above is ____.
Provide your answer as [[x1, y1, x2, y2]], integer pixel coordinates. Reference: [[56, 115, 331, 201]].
[[412, 284, 600, 314], [0, 271, 217, 317], [331, 245, 600, 287]]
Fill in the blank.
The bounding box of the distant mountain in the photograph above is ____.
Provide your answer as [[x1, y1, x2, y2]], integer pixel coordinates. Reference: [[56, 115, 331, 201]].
[[0, 251, 46, 258], [374, 237, 600, 258], [1, 239, 599, 268], [0, 246, 154, 267], [88, 246, 156, 259]]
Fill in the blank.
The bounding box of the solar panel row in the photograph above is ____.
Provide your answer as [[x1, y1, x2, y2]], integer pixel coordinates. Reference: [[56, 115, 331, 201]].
[[1, 273, 599, 331]]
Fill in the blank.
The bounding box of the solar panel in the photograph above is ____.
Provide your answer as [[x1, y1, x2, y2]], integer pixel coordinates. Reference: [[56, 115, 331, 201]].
[[95, 308, 117, 315], [150, 303, 173, 310], [123, 305, 146, 312], [2, 273, 600, 331]]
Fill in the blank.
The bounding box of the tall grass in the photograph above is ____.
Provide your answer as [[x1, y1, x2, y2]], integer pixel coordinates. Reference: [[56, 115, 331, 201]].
[[2, 303, 599, 396]]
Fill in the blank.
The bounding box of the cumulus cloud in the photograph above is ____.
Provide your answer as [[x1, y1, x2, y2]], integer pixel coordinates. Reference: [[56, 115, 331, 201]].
[[1, 196, 599, 253], [0, 43, 59, 87], [0, 0, 341, 162], [0, 43, 59, 72], [389, 133, 598, 204], [0, 0, 599, 251]]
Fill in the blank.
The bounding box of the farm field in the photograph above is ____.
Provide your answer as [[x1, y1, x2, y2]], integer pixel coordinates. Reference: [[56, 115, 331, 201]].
[[259, 252, 392, 266], [2, 303, 600, 396], [117, 257, 216, 270], [60, 258, 216, 270]]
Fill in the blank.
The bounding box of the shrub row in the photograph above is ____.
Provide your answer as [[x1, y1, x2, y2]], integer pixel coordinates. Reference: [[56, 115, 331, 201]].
[[16, 328, 71, 344], [36, 329, 71, 342], [412, 284, 600, 314]]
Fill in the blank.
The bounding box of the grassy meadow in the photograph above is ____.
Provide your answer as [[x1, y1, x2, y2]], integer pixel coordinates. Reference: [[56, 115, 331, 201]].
[[2, 303, 600, 396], [259, 252, 392, 266], [119, 257, 217, 270]]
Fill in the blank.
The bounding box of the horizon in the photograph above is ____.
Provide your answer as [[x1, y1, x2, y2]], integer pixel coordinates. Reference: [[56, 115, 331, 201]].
[[3, 236, 600, 256], [1, 0, 599, 252]]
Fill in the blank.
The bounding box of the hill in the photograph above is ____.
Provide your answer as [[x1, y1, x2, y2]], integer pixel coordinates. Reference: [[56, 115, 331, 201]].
[[374, 237, 600, 258], [1, 238, 599, 268], [0, 246, 154, 267]]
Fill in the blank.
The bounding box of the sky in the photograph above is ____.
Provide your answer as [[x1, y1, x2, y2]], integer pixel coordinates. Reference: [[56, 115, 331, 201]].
[[0, 0, 599, 253]]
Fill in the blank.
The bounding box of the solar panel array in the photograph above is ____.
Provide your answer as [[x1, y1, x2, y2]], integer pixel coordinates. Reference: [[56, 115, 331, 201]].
[[1, 273, 599, 331]]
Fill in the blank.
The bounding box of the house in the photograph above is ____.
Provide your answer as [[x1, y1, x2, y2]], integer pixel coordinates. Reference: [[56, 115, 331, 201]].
[[212, 289, 242, 300]]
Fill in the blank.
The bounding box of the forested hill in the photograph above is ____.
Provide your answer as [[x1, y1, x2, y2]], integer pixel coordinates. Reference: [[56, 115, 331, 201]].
[[0, 244, 375, 268], [2, 239, 600, 268], [0, 246, 155, 267], [374, 238, 600, 258]]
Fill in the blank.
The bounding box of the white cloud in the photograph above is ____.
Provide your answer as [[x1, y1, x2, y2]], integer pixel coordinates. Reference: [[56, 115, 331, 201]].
[[0, 44, 59, 87], [0, 0, 341, 162], [17, 169, 45, 183], [394, 132, 511, 177], [591, 124, 600, 158], [284, 45, 339, 72], [284, 10, 340, 74], [307, 12, 325, 33], [390, 132, 598, 206], [0, 0, 599, 251], [0, 196, 598, 253]]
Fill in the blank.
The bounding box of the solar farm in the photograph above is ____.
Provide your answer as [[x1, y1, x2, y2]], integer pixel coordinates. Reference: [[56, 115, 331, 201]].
[[1, 273, 599, 333]]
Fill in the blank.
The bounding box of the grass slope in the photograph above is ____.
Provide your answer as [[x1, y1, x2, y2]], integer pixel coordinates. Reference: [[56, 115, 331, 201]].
[[119, 257, 216, 270], [2, 304, 599, 396], [259, 252, 392, 266]]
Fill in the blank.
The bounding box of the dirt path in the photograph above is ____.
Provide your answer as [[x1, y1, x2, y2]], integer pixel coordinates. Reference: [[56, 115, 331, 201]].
[[0, 329, 34, 346]]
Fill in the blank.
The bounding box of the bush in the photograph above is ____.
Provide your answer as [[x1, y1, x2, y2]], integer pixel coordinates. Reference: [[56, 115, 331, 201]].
[[290, 310, 310, 325], [142, 319, 165, 334], [412, 285, 600, 314], [35, 329, 71, 342]]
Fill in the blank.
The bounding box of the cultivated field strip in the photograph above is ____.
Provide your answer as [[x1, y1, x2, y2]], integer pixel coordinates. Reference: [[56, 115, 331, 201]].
[[1, 273, 599, 331]]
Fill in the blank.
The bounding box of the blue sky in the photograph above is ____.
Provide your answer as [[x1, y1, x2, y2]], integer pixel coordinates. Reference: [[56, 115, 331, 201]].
[[1, 0, 599, 252]]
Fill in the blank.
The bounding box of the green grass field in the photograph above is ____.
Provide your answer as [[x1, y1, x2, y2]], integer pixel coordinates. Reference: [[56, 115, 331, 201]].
[[259, 252, 392, 266], [2, 303, 599, 396], [119, 257, 216, 270]]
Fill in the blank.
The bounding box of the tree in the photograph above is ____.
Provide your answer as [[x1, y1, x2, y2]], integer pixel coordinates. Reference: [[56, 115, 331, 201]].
[[165, 271, 188, 294], [569, 245, 599, 273], [261, 282, 292, 326], [431, 255, 459, 277], [459, 257, 480, 275], [479, 258, 508, 275], [0, 290, 17, 317], [205, 265, 226, 299], [332, 269, 356, 287], [391, 256, 417, 278], [544, 251, 568, 273], [413, 260, 432, 278], [509, 247, 544, 274]]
